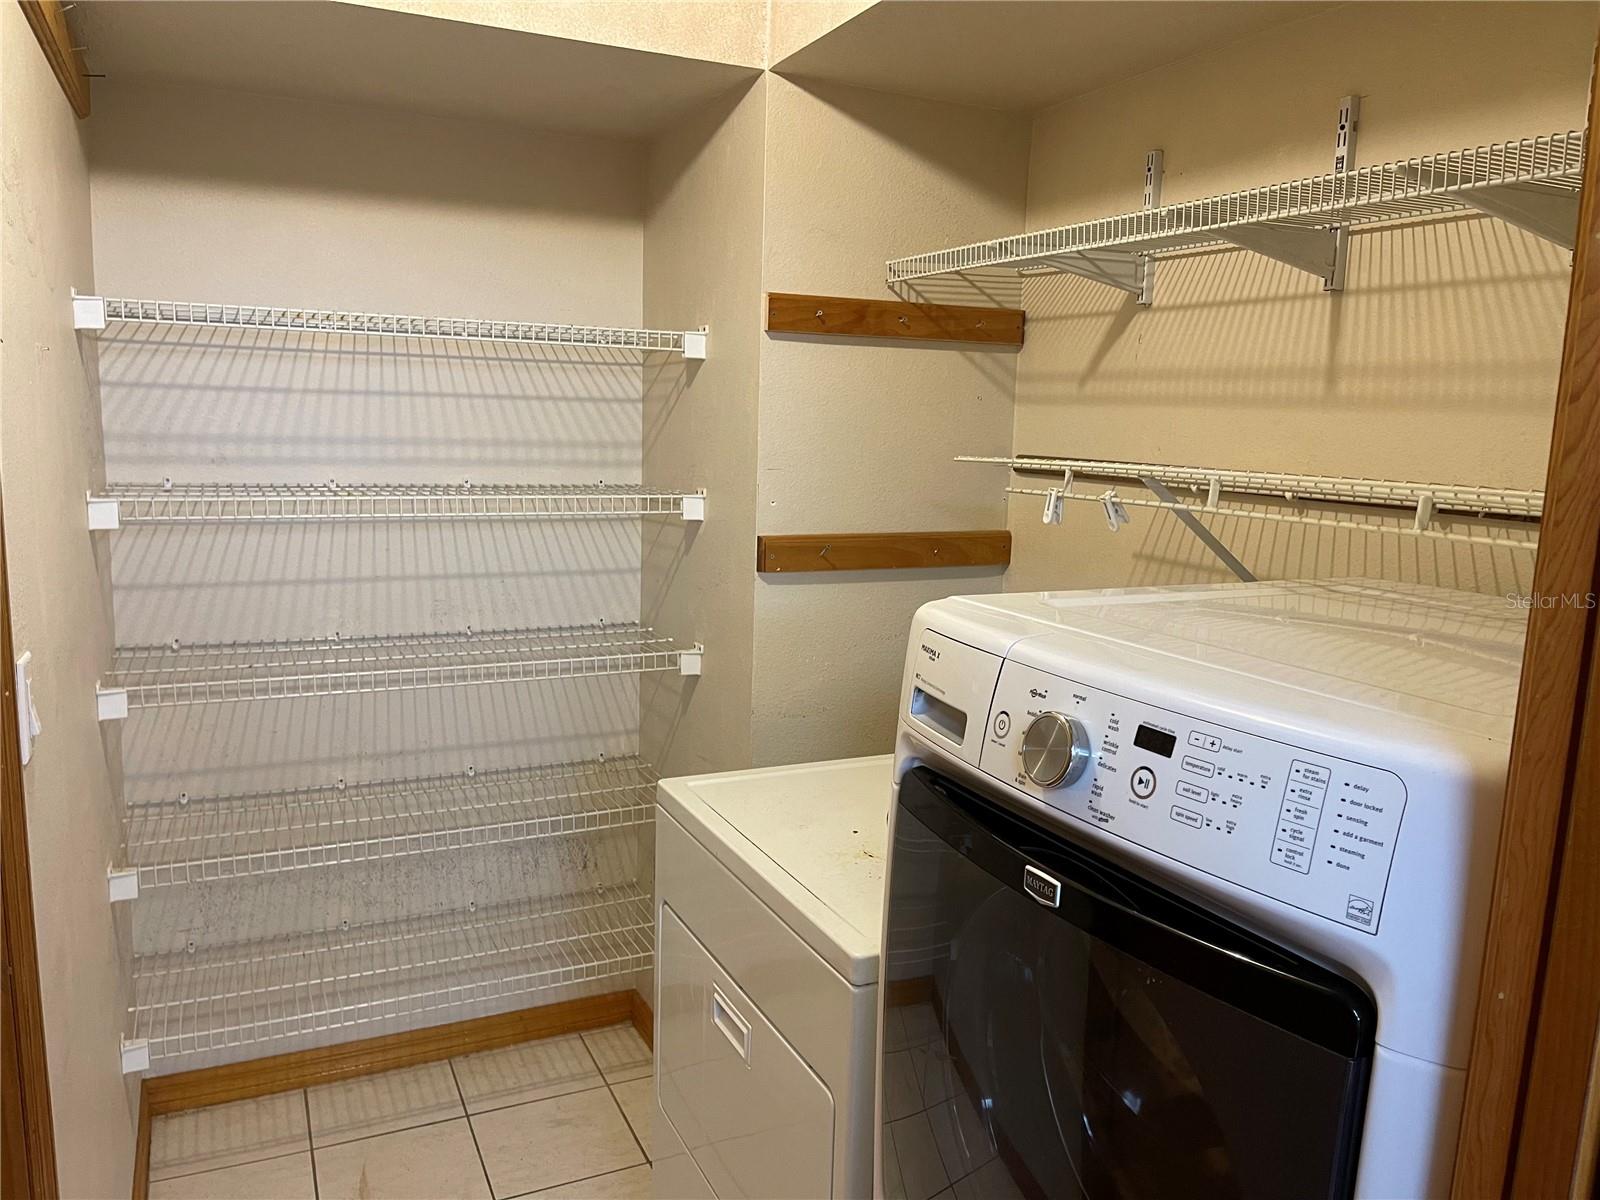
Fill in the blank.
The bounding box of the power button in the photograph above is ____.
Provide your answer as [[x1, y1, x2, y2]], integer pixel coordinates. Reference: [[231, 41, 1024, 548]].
[[993, 711, 1011, 738]]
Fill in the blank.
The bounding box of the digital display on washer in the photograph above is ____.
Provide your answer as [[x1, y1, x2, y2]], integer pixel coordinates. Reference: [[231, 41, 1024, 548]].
[[1133, 724, 1177, 758]]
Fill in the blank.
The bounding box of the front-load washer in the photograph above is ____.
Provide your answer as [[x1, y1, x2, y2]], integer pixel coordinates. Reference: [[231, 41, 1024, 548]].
[[655, 755, 892, 1199], [876, 580, 1526, 1200]]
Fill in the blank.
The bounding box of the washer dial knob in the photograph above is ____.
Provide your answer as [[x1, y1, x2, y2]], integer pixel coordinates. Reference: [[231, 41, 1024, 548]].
[[1020, 712, 1092, 788]]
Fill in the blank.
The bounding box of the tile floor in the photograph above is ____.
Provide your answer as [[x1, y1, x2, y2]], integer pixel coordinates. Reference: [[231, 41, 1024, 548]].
[[149, 1023, 655, 1200]]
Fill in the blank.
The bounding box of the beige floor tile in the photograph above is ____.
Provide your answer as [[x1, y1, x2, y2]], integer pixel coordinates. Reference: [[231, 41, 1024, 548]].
[[580, 1024, 651, 1084], [529, 1163, 653, 1198], [472, 1087, 644, 1198], [890, 1111, 951, 1200], [313, 1117, 491, 1200], [307, 1060, 464, 1147], [151, 1091, 310, 1181], [609, 1078, 653, 1159], [454, 1034, 604, 1114], [150, 1151, 315, 1200]]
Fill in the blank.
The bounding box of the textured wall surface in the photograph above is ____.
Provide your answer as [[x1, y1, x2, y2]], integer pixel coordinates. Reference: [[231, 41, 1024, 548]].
[[0, 4, 136, 1192], [1008, 1, 1597, 597], [642, 78, 767, 779], [751, 76, 1029, 765]]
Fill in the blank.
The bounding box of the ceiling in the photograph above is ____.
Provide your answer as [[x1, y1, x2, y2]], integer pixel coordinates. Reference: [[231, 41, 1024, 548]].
[[772, 1, 1335, 113], [76, 1, 759, 139]]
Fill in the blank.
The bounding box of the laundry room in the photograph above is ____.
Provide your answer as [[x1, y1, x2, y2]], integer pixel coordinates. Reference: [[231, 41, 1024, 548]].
[[3, 2, 1599, 1199]]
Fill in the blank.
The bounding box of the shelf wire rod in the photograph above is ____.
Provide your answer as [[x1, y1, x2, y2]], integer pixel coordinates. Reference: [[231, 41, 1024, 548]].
[[1007, 487, 1538, 552]]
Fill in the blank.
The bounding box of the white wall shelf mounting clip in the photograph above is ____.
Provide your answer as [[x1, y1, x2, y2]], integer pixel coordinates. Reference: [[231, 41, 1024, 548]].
[[678, 644, 704, 677], [120, 1036, 150, 1075], [108, 865, 140, 903], [96, 684, 129, 722]]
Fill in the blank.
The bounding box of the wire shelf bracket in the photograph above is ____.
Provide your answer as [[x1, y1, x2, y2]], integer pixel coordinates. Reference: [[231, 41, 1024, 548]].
[[96, 623, 701, 717], [71, 293, 709, 359], [888, 128, 1584, 301], [85, 484, 707, 527], [108, 864, 140, 904]]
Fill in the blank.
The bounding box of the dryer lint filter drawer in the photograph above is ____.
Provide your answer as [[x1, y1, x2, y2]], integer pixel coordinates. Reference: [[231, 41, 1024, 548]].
[[658, 903, 835, 1198]]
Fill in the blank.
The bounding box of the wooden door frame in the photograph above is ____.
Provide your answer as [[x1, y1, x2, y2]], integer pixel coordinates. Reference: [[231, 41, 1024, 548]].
[[1451, 33, 1600, 1200], [0, 492, 59, 1199]]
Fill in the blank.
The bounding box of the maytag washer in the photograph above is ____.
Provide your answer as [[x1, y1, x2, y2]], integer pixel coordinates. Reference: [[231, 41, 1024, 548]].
[[877, 580, 1525, 1200]]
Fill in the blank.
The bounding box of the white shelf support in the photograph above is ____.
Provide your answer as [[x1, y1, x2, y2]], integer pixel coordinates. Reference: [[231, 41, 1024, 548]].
[[1139, 149, 1163, 306], [1024, 250, 1146, 298], [682, 327, 709, 360], [679, 644, 704, 677], [108, 865, 140, 903], [1454, 181, 1580, 251], [86, 493, 120, 531], [72, 289, 106, 331], [120, 1036, 150, 1075], [680, 493, 706, 522], [96, 685, 128, 722], [1217, 224, 1341, 287], [1329, 94, 1361, 291]]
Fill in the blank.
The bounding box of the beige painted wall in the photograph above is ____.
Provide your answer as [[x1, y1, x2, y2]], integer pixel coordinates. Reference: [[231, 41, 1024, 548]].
[[349, 0, 767, 67], [642, 78, 767, 778], [1009, 1, 1596, 597], [0, 4, 136, 1193], [752, 76, 1029, 765]]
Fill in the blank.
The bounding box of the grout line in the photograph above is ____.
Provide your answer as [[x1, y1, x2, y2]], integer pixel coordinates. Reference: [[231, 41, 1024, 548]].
[[459, 1080, 610, 1121], [303, 1091, 320, 1200], [607, 1080, 650, 1166], [450, 1058, 498, 1200], [500, 1162, 652, 1200], [149, 1147, 310, 1186], [307, 1112, 471, 1153]]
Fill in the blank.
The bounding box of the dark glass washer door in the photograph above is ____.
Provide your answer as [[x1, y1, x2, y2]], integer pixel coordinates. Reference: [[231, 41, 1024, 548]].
[[879, 766, 1375, 1200]]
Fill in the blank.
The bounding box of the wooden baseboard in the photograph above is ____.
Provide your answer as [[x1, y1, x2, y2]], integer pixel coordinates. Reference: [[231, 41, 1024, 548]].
[[144, 990, 637, 1117], [630, 989, 654, 1051]]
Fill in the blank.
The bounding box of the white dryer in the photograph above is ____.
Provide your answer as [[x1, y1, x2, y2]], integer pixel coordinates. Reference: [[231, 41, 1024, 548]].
[[877, 580, 1525, 1200], [655, 755, 892, 1199]]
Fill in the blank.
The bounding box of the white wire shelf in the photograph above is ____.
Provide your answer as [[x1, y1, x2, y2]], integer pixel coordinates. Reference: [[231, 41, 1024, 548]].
[[1004, 484, 1538, 553], [889, 131, 1584, 293], [98, 623, 702, 715], [87, 482, 705, 528], [963, 455, 1544, 518], [73, 294, 708, 359], [125, 755, 657, 890], [127, 883, 652, 1070]]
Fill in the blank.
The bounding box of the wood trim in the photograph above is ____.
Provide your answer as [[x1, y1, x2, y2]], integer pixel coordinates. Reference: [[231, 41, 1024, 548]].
[[1513, 624, 1600, 1198], [630, 990, 654, 1052], [18, 1, 90, 118], [765, 292, 1024, 346], [130, 1085, 150, 1200], [0, 496, 59, 1198], [1452, 32, 1600, 1200], [755, 531, 1011, 574], [144, 991, 635, 1116]]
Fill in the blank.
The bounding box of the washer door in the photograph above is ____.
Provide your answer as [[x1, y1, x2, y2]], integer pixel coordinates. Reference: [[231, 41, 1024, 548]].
[[879, 766, 1376, 1200]]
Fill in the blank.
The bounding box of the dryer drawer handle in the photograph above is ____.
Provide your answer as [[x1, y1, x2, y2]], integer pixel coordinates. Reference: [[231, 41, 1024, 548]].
[[711, 987, 751, 1064]]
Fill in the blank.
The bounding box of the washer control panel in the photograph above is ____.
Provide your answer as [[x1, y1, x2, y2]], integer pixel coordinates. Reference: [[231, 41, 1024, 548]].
[[979, 659, 1407, 934]]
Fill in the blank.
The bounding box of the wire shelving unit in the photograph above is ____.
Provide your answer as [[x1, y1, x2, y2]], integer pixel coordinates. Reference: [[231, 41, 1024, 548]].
[[87, 482, 705, 528], [74, 295, 708, 358], [125, 756, 657, 890], [889, 131, 1584, 296], [970, 454, 1543, 554], [127, 883, 653, 1070], [98, 623, 700, 715]]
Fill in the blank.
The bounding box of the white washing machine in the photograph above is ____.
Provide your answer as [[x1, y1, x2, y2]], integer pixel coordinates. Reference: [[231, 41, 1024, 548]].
[[877, 580, 1526, 1200], [654, 755, 892, 1199]]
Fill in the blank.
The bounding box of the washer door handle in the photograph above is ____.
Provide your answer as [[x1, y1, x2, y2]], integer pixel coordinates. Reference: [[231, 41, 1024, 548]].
[[711, 986, 751, 1063]]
